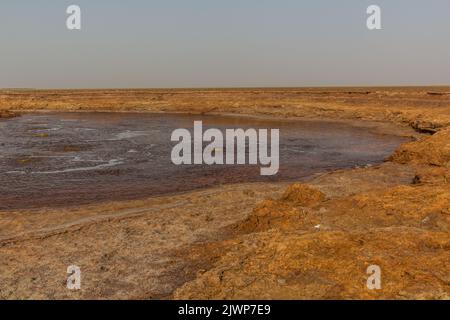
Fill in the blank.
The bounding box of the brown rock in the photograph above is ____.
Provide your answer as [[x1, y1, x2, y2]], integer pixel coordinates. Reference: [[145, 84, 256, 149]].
[[413, 166, 450, 185], [230, 200, 309, 234], [280, 183, 326, 207], [389, 129, 450, 166], [174, 229, 450, 300]]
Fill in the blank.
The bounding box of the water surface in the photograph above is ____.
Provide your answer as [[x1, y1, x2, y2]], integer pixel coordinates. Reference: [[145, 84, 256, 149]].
[[0, 112, 408, 210]]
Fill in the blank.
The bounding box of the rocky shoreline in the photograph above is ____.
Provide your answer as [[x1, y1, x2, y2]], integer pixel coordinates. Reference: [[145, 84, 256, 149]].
[[0, 87, 448, 299]]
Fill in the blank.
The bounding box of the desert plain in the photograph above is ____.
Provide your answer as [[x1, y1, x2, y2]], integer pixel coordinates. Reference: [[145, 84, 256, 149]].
[[0, 87, 449, 299]]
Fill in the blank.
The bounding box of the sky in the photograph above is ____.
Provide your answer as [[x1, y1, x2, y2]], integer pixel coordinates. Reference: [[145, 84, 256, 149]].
[[1, 0, 450, 88]]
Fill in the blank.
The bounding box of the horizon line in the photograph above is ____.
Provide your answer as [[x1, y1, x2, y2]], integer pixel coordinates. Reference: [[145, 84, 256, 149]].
[[2, 84, 450, 91]]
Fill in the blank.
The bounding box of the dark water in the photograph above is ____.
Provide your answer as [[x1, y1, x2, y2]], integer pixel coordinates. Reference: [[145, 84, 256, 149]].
[[0, 112, 408, 210]]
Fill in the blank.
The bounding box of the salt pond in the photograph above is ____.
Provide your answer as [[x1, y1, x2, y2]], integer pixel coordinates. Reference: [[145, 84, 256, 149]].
[[0, 112, 409, 210]]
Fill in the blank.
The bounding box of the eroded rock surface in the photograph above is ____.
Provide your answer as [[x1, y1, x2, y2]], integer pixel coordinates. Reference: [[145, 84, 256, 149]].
[[174, 127, 450, 300], [0, 88, 449, 299]]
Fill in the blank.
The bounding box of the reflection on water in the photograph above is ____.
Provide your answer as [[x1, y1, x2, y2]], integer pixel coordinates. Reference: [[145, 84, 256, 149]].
[[0, 112, 409, 210]]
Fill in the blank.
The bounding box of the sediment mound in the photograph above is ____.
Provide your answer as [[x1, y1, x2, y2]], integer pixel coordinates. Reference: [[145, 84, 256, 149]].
[[174, 127, 450, 300], [231, 184, 325, 234], [174, 228, 449, 300], [175, 181, 450, 299], [230, 199, 307, 234], [389, 128, 450, 166], [280, 184, 326, 206]]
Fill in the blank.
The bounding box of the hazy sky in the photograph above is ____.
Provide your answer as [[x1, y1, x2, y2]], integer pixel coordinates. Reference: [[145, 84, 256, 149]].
[[1, 0, 450, 88]]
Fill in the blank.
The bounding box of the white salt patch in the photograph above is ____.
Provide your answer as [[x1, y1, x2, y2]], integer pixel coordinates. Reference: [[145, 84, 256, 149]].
[[71, 156, 104, 163], [34, 127, 62, 132], [76, 128, 96, 131], [109, 131, 148, 140], [28, 155, 74, 159], [4, 171, 26, 174], [32, 159, 124, 174]]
